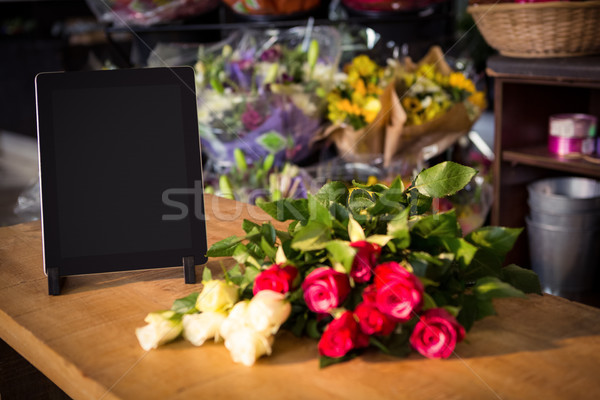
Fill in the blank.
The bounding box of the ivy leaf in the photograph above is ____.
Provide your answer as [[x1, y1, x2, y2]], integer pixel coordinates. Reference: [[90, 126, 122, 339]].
[[326, 240, 357, 274], [171, 292, 199, 314], [474, 277, 526, 300], [258, 198, 309, 223], [315, 181, 349, 206], [207, 236, 243, 257], [466, 227, 522, 258], [291, 221, 331, 251], [309, 194, 332, 228], [500, 264, 542, 295], [412, 161, 477, 198]]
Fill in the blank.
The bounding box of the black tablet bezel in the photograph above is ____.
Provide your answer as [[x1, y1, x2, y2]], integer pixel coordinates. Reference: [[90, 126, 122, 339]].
[[36, 67, 207, 277]]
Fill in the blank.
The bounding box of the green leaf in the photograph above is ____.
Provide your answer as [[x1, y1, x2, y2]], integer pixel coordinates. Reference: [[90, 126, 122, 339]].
[[260, 236, 277, 260], [260, 223, 277, 246], [309, 194, 332, 228], [411, 210, 459, 239], [369, 336, 391, 354], [291, 221, 331, 251], [319, 353, 357, 368], [202, 267, 212, 282], [423, 292, 437, 310], [474, 277, 526, 300], [256, 130, 287, 153], [351, 180, 389, 193], [242, 219, 260, 234], [438, 237, 478, 269], [476, 297, 497, 319], [442, 305, 461, 317], [315, 181, 349, 205], [500, 264, 542, 295], [408, 188, 433, 216], [412, 161, 477, 198], [387, 208, 410, 249], [369, 177, 407, 215], [464, 248, 502, 280], [466, 227, 522, 258], [207, 236, 243, 257], [258, 198, 309, 223], [347, 214, 366, 242], [348, 189, 375, 218], [457, 294, 477, 331], [329, 203, 349, 223], [306, 319, 321, 339], [326, 241, 357, 274], [290, 312, 307, 336], [171, 292, 199, 314]]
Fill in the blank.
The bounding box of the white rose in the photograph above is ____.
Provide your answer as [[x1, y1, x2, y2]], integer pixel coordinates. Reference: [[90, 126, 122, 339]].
[[196, 280, 239, 313], [135, 311, 182, 351], [182, 311, 227, 346], [219, 300, 249, 340], [246, 290, 291, 336], [224, 327, 274, 367]]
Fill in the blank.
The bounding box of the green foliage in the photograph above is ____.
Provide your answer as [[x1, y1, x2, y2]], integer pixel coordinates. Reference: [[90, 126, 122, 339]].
[[171, 292, 200, 314], [206, 161, 541, 366]]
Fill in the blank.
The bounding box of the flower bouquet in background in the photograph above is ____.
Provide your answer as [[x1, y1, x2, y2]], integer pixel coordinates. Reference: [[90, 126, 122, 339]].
[[204, 149, 310, 204], [222, 0, 321, 17], [85, 0, 219, 26], [137, 162, 541, 367], [318, 46, 486, 166], [192, 26, 342, 168]]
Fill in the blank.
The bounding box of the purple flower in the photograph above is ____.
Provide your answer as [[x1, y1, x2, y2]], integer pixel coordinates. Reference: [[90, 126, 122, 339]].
[[241, 105, 265, 132], [260, 46, 282, 62]]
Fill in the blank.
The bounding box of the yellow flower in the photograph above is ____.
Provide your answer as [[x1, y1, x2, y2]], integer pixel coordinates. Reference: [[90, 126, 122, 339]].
[[402, 97, 422, 113], [351, 55, 378, 77], [337, 98, 362, 116], [449, 72, 475, 93], [468, 91, 487, 110], [367, 82, 383, 96], [424, 101, 443, 122], [416, 64, 436, 80], [362, 97, 382, 123], [352, 79, 367, 97]]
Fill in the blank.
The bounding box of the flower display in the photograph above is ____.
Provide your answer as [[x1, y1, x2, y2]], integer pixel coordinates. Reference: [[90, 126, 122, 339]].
[[399, 63, 486, 126], [137, 161, 541, 367], [326, 55, 387, 130]]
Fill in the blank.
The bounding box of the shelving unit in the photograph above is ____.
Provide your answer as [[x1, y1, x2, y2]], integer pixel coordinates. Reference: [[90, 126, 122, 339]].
[[487, 55, 600, 267]]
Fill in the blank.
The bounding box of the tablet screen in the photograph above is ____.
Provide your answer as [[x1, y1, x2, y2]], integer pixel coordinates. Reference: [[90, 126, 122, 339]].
[[36, 67, 207, 276]]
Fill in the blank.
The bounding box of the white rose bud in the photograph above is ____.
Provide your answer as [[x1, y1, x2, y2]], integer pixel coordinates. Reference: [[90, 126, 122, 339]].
[[224, 327, 274, 367], [182, 311, 227, 346], [220, 300, 249, 340], [135, 311, 182, 351], [196, 280, 239, 313], [246, 290, 291, 336]]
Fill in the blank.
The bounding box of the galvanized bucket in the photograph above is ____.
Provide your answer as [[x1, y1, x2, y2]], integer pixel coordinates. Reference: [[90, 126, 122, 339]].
[[526, 218, 600, 296]]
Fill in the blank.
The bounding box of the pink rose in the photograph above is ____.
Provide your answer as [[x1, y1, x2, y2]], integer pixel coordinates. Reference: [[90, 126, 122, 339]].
[[253, 264, 298, 295], [409, 308, 465, 359], [302, 267, 351, 313], [349, 241, 382, 283], [354, 302, 396, 336], [318, 311, 369, 358], [373, 262, 424, 322]]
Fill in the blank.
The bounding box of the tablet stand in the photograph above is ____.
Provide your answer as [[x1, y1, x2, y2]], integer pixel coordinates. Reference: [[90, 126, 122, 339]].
[[47, 258, 197, 295], [183, 256, 196, 284]]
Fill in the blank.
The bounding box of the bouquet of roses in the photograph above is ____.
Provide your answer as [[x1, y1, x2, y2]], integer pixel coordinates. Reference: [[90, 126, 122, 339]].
[[136, 162, 541, 367]]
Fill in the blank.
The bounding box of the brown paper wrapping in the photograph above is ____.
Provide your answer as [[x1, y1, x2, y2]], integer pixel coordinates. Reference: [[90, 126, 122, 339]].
[[317, 46, 480, 166]]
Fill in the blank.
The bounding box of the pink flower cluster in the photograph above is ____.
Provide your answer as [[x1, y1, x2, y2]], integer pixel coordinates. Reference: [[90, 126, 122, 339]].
[[252, 240, 465, 360]]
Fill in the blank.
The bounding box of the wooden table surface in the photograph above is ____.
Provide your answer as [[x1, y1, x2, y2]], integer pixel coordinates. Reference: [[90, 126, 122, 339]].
[[1, 194, 600, 400]]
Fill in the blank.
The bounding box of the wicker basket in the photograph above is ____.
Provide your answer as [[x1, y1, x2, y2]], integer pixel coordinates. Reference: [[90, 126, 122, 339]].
[[467, 1, 600, 58]]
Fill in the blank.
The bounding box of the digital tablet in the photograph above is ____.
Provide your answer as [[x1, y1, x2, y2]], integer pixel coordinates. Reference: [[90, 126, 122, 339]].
[[36, 67, 207, 279]]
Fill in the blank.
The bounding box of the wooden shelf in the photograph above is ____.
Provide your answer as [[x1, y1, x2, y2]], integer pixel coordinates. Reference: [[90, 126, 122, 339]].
[[503, 145, 600, 178]]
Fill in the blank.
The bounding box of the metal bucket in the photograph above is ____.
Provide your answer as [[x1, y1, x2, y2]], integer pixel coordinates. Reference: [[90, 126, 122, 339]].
[[528, 177, 600, 213], [526, 218, 600, 296]]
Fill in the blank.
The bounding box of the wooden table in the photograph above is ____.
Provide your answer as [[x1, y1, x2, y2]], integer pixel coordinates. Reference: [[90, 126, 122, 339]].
[[1, 195, 600, 400]]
